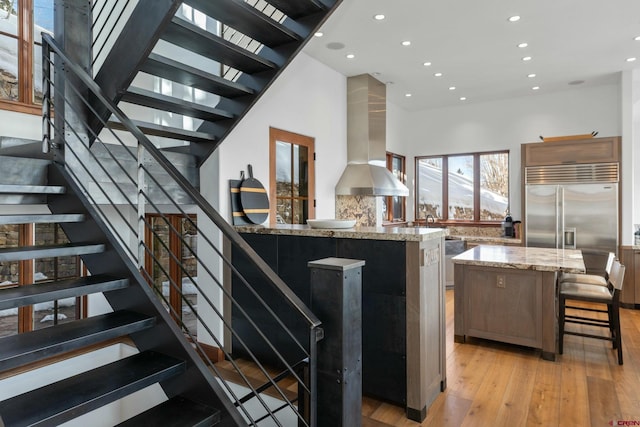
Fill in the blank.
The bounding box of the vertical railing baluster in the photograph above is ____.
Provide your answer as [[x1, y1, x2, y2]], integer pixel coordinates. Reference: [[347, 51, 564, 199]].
[[42, 40, 51, 154]]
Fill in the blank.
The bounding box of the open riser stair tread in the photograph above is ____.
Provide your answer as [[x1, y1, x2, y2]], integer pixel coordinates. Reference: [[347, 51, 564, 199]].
[[115, 395, 221, 427], [0, 275, 129, 310], [262, 0, 328, 19], [182, 0, 302, 47], [141, 53, 254, 99], [122, 87, 235, 122], [0, 351, 186, 427], [164, 16, 279, 74], [0, 243, 105, 262], [0, 214, 85, 225], [108, 118, 217, 144], [0, 311, 155, 372], [0, 184, 65, 195]]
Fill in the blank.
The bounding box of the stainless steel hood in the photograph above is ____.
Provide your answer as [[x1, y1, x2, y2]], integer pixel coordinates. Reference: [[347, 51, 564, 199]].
[[335, 74, 409, 197]]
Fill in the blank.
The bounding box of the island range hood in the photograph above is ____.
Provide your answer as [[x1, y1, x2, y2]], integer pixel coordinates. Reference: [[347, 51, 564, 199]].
[[335, 74, 409, 197]]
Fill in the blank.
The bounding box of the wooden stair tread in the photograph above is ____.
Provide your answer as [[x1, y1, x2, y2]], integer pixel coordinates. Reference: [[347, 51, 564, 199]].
[[182, 0, 301, 47], [0, 214, 85, 225], [0, 184, 65, 194], [164, 16, 278, 74], [116, 395, 221, 427], [122, 87, 234, 122], [0, 275, 129, 310], [0, 243, 105, 262], [0, 311, 154, 372], [0, 351, 186, 427]]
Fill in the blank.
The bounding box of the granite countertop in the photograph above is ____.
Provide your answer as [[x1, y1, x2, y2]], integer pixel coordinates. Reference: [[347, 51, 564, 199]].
[[452, 245, 585, 272], [234, 224, 447, 242], [451, 235, 522, 245]]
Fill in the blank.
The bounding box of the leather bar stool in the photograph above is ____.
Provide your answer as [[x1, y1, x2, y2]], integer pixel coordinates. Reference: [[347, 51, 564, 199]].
[[559, 259, 626, 364], [559, 251, 615, 287]]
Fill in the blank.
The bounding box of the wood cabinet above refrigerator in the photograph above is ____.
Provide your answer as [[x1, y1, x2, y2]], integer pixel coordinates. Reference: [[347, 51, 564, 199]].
[[522, 136, 620, 167]]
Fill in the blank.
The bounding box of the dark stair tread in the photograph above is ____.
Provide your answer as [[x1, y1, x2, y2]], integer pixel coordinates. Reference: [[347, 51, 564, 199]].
[[0, 351, 186, 427], [0, 243, 105, 262], [0, 274, 129, 310], [0, 311, 155, 372], [183, 0, 301, 47], [141, 53, 254, 99], [0, 184, 65, 194], [0, 214, 84, 225], [262, 0, 327, 19], [164, 16, 278, 74], [108, 118, 217, 144], [116, 396, 221, 427], [122, 87, 234, 122]]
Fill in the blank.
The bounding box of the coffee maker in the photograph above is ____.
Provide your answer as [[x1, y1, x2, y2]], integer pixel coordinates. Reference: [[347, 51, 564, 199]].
[[502, 212, 514, 238]]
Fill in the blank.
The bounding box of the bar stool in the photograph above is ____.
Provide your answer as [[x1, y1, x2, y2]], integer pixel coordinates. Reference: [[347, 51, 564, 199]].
[[559, 251, 615, 287], [559, 259, 626, 364]]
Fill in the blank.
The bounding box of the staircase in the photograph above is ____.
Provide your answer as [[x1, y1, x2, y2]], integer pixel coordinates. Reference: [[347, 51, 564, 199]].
[[92, 0, 340, 164], [0, 151, 229, 426], [0, 0, 341, 425]]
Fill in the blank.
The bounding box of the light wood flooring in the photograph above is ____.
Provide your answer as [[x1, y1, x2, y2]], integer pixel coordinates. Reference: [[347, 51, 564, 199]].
[[363, 289, 640, 427]]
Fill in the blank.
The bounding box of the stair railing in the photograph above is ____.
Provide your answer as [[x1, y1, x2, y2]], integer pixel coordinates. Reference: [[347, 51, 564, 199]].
[[221, 0, 286, 82], [91, 0, 137, 74], [42, 33, 322, 427]]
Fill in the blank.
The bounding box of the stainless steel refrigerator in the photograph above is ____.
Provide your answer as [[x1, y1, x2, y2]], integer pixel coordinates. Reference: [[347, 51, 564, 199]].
[[525, 163, 618, 254]]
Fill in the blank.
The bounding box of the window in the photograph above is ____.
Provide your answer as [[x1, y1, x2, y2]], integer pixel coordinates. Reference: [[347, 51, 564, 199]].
[[0, 0, 54, 114], [144, 214, 198, 336], [416, 150, 509, 223], [384, 152, 406, 223], [269, 127, 315, 224]]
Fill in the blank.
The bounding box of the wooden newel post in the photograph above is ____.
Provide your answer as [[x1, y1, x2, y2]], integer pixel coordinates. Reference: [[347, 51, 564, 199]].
[[308, 257, 364, 427]]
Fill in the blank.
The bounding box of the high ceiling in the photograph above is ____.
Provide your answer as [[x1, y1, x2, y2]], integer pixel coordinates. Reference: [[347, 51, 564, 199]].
[[303, 0, 640, 111]]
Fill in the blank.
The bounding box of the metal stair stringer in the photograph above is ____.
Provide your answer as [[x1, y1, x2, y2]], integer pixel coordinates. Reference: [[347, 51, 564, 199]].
[[43, 162, 245, 427]]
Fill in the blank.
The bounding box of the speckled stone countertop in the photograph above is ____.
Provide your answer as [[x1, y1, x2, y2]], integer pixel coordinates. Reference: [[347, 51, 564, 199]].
[[452, 245, 585, 272], [450, 235, 522, 245], [234, 224, 447, 242]]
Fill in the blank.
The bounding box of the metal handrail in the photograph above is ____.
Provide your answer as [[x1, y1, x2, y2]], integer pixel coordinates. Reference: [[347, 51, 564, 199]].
[[43, 33, 321, 330], [43, 31, 321, 426]]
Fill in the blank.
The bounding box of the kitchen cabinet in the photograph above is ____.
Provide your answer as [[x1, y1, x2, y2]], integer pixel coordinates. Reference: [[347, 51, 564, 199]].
[[226, 225, 446, 422], [522, 136, 620, 166], [620, 246, 640, 307]]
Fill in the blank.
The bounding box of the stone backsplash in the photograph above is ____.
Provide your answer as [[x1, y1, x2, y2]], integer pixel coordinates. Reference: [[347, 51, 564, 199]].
[[447, 226, 503, 238], [335, 195, 379, 227]]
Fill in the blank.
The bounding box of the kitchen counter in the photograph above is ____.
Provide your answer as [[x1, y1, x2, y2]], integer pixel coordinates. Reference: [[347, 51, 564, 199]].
[[453, 245, 584, 272], [228, 224, 446, 421], [234, 224, 447, 242], [452, 245, 585, 360]]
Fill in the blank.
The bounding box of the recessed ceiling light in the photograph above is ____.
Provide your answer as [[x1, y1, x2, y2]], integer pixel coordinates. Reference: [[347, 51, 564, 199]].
[[508, 15, 521, 22], [346, 53, 355, 59], [459, 97, 467, 101], [527, 73, 536, 78], [434, 72, 443, 77], [532, 86, 540, 90], [314, 32, 324, 37], [372, 72, 381, 76], [517, 42, 528, 48], [627, 57, 637, 62], [449, 86, 456, 91], [402, 40, 411, 46], [405, 93, 412, 97], [522, 56, 532, 61], [374, 14, 385, 20], [635, 36, 640, 41], [423, 62, 432, 67]]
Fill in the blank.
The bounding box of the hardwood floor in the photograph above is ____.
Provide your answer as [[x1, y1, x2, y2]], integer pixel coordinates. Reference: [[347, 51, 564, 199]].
[[363, 289, 640, 426]]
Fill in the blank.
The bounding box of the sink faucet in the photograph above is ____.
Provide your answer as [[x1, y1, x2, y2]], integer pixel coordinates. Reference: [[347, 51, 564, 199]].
[[425, 214, 436, 228]]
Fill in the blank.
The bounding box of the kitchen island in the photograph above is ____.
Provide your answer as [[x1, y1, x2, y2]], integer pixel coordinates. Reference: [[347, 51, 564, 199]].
[[452, 245, 585, 360], [227, 224, 446, 422]]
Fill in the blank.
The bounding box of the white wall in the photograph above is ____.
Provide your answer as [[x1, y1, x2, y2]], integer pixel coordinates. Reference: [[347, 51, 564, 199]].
[[400, 84, 621, 222], [0, 110, 41, 140], [208, 52, 347, 222]]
